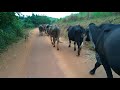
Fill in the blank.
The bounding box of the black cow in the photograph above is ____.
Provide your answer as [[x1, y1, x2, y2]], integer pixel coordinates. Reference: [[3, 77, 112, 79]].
[[49, 25, 60, 50], [46, 24, 51, 36], [87, 23, 120, 78], [39, 25, 44, 36], [67, 25, 85, 56]]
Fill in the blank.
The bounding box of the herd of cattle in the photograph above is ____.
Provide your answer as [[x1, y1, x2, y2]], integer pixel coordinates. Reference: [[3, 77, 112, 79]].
[[38, 23, 120, 78]]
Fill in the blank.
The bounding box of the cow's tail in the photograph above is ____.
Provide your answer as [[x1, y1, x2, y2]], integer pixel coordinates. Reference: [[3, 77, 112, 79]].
[[75, 30, 84, 47]]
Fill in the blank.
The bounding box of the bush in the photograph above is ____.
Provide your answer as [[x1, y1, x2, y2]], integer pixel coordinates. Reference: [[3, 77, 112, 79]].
[[0, 12, 25, 53]]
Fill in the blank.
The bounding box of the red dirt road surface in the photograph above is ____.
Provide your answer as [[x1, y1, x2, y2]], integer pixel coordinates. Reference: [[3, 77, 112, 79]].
[[0, 28, 119, 78]]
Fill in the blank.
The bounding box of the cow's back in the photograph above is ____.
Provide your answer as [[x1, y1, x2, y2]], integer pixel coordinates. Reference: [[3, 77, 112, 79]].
[[68, 25, 84, 42], [50, 26, 60, 38]]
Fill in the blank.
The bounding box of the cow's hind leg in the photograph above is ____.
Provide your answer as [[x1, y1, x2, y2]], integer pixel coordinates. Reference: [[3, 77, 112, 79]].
[[74, 42, 76, 51], [89, 62, 101, 75], [57, 38, 59, 50], [68, 39, 71, 47], [50, 36, 53, 45], [90, 52, 102, 75], [76, 42, 81, 56], [53, 37, 56, 47], [100, 55, 113, 78]]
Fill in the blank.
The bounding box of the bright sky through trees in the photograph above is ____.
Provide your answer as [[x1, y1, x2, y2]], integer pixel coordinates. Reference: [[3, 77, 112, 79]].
[[20, 12, 79, 18]]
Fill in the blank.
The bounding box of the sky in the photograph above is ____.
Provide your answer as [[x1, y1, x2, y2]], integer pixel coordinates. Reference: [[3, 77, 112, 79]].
[[20, 12, 79, 18]]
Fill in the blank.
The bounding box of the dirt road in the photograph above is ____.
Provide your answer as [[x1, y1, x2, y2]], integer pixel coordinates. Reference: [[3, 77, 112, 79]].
[[0, 28, 119, 78]]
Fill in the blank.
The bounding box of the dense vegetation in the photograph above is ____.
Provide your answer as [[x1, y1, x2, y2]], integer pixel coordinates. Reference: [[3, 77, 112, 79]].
[[0, 12, 58, 53]]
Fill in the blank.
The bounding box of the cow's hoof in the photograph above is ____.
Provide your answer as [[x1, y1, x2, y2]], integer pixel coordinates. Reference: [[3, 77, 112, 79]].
[[68, 45, 71, 47], [53, 45, 55, 47], [89, 70, 95, 75], [57, 48, 59, 50]]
